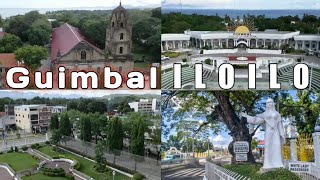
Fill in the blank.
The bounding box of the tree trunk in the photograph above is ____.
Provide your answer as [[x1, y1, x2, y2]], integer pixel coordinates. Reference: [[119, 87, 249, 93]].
[[213, 92, 256, 164]]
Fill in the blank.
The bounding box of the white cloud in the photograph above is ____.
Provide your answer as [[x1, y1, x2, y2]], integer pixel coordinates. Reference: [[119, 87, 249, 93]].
[[211, 135, 232, 148]]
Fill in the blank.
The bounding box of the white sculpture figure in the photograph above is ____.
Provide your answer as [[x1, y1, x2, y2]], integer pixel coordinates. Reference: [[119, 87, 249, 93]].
[[241, 98, 285, 171]]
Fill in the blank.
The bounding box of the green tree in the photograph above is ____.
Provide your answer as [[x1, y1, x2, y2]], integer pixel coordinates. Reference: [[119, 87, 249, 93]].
[[80, 115, 92, 142], [14, 45, 48, 70], [131, 117, 146, 156], [51, 129, 62, 145], [95, 141, 106, 171], [59, 113, 72, 136], [0, 33, 23, 53], [50, 113, 59, 130], [107, 117, 123, 151]]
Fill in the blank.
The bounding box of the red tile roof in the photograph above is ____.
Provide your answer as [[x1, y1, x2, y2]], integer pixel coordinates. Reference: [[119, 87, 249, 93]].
[[0, 53, 18, 67], [0, 32, 6, 38], [51, 23, 102, 62]]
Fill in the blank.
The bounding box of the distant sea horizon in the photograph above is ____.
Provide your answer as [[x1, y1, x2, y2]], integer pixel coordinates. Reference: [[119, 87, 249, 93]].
[[162, 8, 320, 18]]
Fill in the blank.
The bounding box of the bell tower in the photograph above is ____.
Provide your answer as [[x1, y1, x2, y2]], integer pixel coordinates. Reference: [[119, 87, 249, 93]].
[[105, 1, 133, 60]]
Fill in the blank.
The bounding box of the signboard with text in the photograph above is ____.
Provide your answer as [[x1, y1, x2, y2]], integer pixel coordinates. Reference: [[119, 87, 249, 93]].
[[289, 163, 311, 173], [234, 141, 249, 153], [236, 154, 248, 162]]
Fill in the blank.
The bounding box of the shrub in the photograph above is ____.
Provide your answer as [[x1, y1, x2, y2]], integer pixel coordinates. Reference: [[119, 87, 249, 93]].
[[73, 162, 81, 170], [204, 59, 212, 65], [45, 141, 50, 145], [41, 167, 66, 177], [65, 174, 75, 180], [182, 58, 187, 62], [259, 168, 300, 180], [31, 143, 41, 149], [132, 173, 145, 180], [14, 146, 19, 152], [22, 146, 28, 151]]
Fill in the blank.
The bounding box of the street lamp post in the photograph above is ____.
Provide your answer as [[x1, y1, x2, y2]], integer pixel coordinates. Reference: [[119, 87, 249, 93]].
[[112, 171, 116, 180]]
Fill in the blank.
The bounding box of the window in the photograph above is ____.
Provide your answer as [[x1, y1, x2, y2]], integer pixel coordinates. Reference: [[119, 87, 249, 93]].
[[112, 22, 115, 27], [120, 33, 124, 40], [119, 47, 123, 54], [120, 22, 124, 27], [119, 66, 123, 73], [81, 51, 87, 60]]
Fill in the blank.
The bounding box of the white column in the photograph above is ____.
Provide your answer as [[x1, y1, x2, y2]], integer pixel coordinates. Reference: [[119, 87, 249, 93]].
[[195, 39, 198, 48], [187, 41, 190, 48], [317, 41, 319, 51], [302, 41, 306, 50], [180, 41, 183, 49], [295, 41, 298, 50], [263, 40, 266, 47], [313, 132, 320, 167], [211, 40, 214, 49], [226, 39, 229, 48], [161, 41, 163, 52], [199, 40, 202, 48], [279, 40, 282, 48], [256, 40, 258, 48], [289, 139, 297, 161], [165, 41, 168, 51], [218, 39, 221, 48]]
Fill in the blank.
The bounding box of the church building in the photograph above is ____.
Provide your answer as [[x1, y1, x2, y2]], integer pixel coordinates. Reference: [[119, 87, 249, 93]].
[[51, 2, 134, 74]]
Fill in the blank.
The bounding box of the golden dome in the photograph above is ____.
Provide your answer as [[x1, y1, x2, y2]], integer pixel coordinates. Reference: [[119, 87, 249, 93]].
[[235, 26, 250, 34]]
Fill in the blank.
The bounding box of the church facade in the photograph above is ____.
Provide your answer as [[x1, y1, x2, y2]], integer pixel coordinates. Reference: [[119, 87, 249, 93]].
[[51, 2, 134, 74]]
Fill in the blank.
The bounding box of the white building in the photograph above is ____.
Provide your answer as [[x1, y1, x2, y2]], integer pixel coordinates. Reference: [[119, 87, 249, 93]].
[[162, 26, 320, 51], [128, 99, 159, 115], [15, 105, 52, 133]]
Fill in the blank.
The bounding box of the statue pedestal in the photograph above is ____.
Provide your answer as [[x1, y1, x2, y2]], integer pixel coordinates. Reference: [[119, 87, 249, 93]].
[[312, 132, 320, 167], [289, 138, 297, 161]]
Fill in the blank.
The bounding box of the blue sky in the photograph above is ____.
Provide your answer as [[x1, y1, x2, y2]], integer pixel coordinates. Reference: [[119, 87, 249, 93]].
[[0, 0, 160, 8], [162, 90, 301, 148], [162, 0, 320, 9]]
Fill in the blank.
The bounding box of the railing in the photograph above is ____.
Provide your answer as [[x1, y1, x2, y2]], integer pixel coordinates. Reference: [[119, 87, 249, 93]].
[[205, 161, 251, 180]]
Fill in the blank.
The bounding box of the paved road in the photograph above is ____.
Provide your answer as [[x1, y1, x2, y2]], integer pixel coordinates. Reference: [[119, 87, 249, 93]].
[[64, 140, 161, 180], [0, 135, 47, 152], [162, 165, 205, 180], [0, 168, 13, 180]]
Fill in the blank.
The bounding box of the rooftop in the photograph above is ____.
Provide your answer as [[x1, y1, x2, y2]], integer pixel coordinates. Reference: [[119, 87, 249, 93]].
[[0, 53, 18, 67], [51, 23, 102, 62]]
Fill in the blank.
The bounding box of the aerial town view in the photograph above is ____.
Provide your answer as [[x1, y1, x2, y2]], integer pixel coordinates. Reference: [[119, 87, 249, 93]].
[[0, 0, 161, 89], [161, 0, 320, 90], [0, 90, 161, 180]]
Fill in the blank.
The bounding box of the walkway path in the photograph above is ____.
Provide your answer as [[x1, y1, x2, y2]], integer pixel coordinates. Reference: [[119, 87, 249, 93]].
[[162, 165, 205, 180], [0, 168, 14, 180], [44, 161, 82, 180]]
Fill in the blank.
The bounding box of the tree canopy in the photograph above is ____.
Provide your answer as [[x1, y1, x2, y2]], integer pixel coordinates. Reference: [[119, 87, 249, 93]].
[[14, 45, 48, 70]]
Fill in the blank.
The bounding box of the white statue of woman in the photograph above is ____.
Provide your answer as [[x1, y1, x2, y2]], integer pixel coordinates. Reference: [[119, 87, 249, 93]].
[[241, 98, 285, 171]]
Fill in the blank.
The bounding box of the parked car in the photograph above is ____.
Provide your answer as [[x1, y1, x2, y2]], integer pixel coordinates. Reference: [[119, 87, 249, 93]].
[[306, 49, 315, 56], [162, 154, 184, 164], [161, 56, 170, 61]]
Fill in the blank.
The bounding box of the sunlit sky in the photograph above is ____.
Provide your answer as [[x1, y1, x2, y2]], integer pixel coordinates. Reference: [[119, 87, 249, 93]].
[[162, 0, 320, 9], [0, 0, 160, 8]]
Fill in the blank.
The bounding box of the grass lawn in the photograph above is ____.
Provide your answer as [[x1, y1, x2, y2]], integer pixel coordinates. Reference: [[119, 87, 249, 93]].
[[0, 152, 38, 172], [22, 173, 69, 180], [39, 146, 130, 180], [224, 164, 300, 180]]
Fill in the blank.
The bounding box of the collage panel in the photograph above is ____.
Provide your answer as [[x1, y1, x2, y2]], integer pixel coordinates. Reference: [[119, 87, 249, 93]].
[[161, 90, 320, 180], [161, 0, 320, 90], [0, 90, 161, 180], [0, 1, 161, 89]]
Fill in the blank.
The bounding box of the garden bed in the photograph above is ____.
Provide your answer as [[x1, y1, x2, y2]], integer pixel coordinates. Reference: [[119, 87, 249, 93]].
[[0, 152, 38, 172]]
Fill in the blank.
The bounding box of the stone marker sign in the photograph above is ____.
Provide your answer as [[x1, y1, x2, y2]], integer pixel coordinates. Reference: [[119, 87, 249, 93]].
[[236, 153, 248, 162], [233, 141, 249, 153], [289, 163, 311, 173]]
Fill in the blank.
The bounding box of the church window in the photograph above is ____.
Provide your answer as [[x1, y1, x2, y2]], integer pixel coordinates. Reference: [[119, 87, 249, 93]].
[[120, 33, 124, 40], [119, 66, 123, 73], [120, 22, 124, 27], [119, 47, 123, 54], [81, 51, 87, 60], [112, 22, 115, 27]]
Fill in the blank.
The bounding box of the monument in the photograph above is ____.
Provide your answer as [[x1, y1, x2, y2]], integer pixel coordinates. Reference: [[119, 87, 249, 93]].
[[241, 98, 286, 172]]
